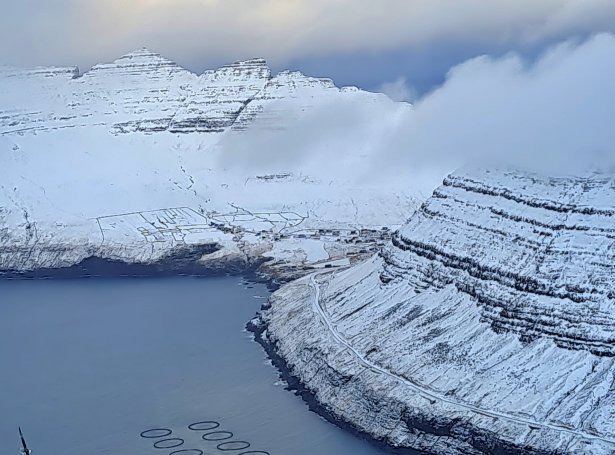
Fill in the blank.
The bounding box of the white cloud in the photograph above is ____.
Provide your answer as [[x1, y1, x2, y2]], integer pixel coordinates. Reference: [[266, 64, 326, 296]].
[[1, 0, 615, 70], [379, 77, 417, 102], [218, 33, 615, 192], [385, 33, 615, 175]]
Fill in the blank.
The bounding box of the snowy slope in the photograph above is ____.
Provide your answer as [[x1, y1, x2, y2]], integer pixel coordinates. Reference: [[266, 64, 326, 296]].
[[0, 50, 423, 275], [259, 168, 615, 454]]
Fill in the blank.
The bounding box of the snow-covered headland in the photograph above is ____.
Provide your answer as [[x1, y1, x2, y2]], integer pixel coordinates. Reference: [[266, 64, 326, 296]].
[[0, 49, 422, 280], [255, 168, 615, 454]]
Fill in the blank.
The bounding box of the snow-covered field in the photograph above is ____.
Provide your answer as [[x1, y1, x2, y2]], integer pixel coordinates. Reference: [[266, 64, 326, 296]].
[[0, 49, 428, 275]]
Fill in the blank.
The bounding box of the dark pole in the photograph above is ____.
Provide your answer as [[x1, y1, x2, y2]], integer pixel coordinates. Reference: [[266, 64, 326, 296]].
[[19, 427, 32, 455]]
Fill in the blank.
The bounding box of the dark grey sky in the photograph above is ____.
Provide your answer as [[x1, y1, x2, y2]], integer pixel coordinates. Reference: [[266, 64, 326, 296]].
[[277, 39, 544, 95]]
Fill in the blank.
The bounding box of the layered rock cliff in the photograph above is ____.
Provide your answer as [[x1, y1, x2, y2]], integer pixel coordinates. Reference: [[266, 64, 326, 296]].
[[257, 168, 615, 454]]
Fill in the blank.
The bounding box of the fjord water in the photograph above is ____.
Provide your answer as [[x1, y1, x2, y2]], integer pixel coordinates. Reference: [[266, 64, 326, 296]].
[[0, 276, 389, 455]]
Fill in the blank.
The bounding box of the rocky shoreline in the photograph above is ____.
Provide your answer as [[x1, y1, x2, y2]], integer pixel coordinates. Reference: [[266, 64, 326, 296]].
[[252, 270, 575, 455], [1, 247, 412, 451], [0, 244, 259, 279], [248, 316, 561, 455], [246, 311, 424, 455], [0, 243, 594, 455]]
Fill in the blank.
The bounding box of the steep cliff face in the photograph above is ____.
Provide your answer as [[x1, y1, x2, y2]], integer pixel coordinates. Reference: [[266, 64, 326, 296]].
[[387, 170, 615, 355], [259, 168, 615, 454]]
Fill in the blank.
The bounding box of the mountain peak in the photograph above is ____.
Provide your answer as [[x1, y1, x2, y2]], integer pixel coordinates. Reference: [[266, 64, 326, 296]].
[[0, 49, 374, 136], [115, 47, 179, 65], [128, 46, 155, 54], [231, 57, 268, 66], [85, 48, 184, 76], [219, 57, 270, 71], [214, 57, 272, 80]]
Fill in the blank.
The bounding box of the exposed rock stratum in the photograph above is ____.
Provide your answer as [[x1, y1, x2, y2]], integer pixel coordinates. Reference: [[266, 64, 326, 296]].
[[257, 168, 615, 454]]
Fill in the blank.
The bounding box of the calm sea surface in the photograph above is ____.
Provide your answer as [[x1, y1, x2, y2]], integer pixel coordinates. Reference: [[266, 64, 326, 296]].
[[0, 276, 391, 455]]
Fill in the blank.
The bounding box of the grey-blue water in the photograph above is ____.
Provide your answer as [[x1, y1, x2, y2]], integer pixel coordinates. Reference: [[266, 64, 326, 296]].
[[0, 276, 391, 455]]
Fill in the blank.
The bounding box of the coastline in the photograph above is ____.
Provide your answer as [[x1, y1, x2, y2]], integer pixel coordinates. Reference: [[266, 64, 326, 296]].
[[246, 314, 424, 455], [0, 244, 258, 279], [252, 269, 578, 455], [0, 248, 566, 455], [0, 248, 418, 454]]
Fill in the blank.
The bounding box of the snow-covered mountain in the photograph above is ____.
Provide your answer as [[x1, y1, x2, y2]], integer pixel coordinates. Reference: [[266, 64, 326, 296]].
[[4, 49, 614, 454], [0, 49, 355, 135], [257, 168, 615, 454], [0, 49, 422, 276]]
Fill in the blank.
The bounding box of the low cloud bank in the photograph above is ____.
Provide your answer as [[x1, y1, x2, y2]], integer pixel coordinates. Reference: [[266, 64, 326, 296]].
[[379, 77, 417, 103], [390, 33, 615, 175], [219, 33, 615, 190]]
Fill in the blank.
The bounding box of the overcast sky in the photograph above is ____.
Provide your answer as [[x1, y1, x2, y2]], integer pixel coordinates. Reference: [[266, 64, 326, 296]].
[[1, 0, 615, 93]]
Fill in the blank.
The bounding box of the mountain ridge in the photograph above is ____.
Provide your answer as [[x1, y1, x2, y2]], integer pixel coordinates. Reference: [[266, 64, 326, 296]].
[[0, 48, 363, 136], [0, 50, 418, 280]]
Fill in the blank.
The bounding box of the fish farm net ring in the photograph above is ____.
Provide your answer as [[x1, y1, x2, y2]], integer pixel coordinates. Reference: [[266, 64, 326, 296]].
[[140, 429, 172, 439], [153, 438, 184, 449], [188, 421, 220, 431], [217, 441, 251, 451], [202, 431, 233, 441], [169, 450, 203, 455]]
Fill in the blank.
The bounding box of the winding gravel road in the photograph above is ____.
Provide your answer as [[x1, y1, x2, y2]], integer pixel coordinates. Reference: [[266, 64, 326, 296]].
[[308, 271, 615, 448]]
